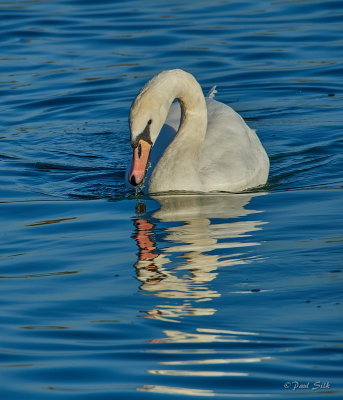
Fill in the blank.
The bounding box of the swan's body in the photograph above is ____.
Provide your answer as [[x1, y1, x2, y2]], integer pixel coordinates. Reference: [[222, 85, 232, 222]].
[[128, 69, 269, 193]]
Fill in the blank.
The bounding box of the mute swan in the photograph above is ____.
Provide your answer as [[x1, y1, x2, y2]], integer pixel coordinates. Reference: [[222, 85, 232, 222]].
[[128, 69, 269, 193]]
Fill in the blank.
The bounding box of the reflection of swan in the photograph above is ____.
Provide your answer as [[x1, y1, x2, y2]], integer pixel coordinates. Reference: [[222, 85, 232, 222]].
[[132, 193, 266, 321], [152, 193, 260, 221], [153, 193, 265, 259], [131, 195, 270, 396], [128, 69, 269, 193]]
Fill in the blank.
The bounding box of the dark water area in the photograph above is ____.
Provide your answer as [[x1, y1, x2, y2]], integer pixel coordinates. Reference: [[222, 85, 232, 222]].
[[0, 0, 342, 399]]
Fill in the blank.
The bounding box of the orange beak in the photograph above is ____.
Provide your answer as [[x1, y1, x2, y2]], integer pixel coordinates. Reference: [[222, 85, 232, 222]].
[[129, 139, 152, 186]]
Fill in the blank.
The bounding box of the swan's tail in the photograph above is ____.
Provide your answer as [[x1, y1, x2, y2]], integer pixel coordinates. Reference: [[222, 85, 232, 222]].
[[207, 86, 217, 99]]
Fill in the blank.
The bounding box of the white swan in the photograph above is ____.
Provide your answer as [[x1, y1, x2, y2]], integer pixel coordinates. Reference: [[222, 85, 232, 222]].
[[128, 69, 269, 193]]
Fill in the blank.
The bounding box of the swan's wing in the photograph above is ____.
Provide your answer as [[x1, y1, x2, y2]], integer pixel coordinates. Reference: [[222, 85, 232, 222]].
[[200, 98, 269, 191]]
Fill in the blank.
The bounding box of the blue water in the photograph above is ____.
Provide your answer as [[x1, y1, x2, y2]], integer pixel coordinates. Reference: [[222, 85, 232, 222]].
[[0, 0, 342, 399]]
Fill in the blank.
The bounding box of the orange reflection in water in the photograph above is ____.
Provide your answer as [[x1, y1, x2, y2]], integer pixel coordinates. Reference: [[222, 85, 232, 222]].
[[133, 218, 159, 262]]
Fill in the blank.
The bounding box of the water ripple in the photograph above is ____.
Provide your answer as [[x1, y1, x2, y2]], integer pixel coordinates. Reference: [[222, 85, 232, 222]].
[[1, 0, 343, 399]]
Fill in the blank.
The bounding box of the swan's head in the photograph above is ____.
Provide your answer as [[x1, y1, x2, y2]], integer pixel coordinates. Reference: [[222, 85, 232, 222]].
[[128, 81, 170, 187]]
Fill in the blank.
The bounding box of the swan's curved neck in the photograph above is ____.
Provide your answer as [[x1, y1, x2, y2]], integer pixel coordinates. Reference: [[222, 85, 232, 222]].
[[149, 70, 208, 191], [157, 70, 207, 145]]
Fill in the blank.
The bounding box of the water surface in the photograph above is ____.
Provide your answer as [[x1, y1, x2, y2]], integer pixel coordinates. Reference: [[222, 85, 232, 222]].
[[0, 0, 342, 399]]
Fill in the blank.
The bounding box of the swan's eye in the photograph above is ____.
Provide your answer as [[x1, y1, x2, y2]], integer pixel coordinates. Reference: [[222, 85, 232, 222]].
[[138, 143, 142, 158]]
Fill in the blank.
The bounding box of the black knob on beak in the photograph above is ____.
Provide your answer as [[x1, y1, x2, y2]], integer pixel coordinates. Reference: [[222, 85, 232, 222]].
[[130, 175, 138, 186]]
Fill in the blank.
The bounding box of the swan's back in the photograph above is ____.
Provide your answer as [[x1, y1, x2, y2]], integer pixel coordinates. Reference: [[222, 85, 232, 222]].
[[200, 98, 269, 192], [162, 98, 269, 192]]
